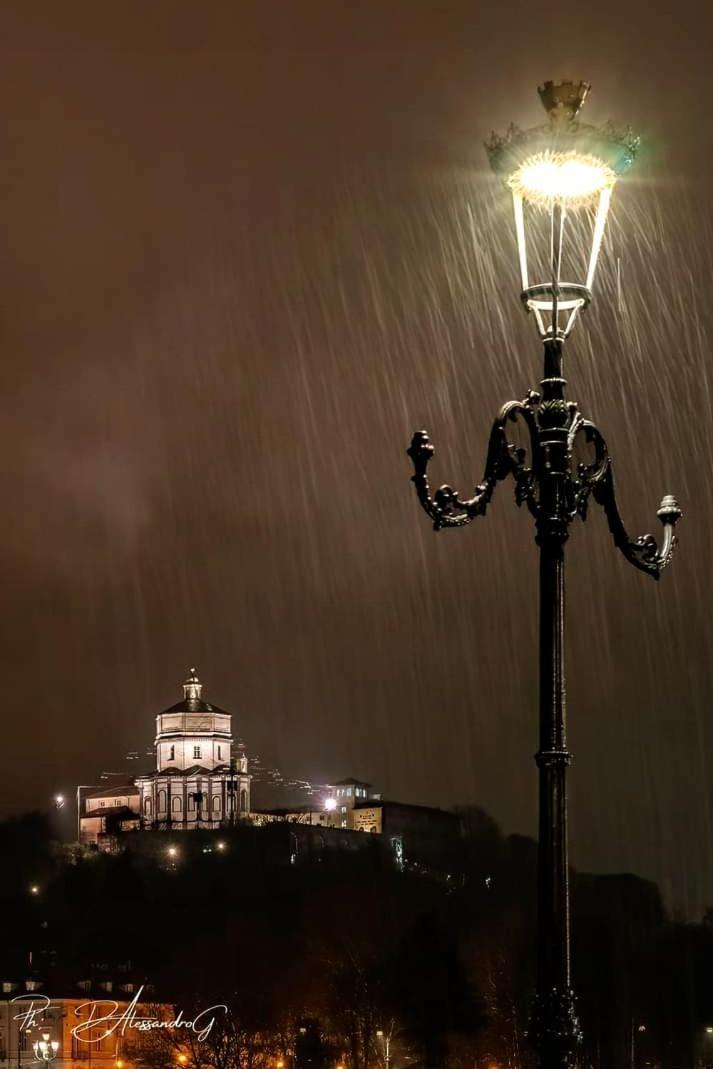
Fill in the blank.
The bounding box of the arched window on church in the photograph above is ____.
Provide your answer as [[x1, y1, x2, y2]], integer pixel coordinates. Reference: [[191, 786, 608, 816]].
[[168, 745, 175, 762], [172, 797, 182, 813], [212, 796, 221, 812], [157, 790, 166, 814], [240, 789, 247, 813], [144, 798, 152, 817]]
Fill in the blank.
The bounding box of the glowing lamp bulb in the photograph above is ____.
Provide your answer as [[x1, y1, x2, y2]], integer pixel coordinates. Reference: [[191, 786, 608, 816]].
[[509, 151, 615, 206], [324, 797, 337, 811]]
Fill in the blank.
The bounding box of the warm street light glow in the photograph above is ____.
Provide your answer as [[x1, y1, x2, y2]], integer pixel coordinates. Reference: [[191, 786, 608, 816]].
[[53, 794, 65, 809], [509, 151, 615, 206], [706, 1026, 713, 1035], [116, 1059, 125, 1067], [177, 1056, 188, 1065], [33, 1032, 59, 1062], [167, 846, 178, 859], [216, 840, 226, 851], [29, 884, 40, 895], [486, 80, 638, 343], [324, 797, 337, 811]]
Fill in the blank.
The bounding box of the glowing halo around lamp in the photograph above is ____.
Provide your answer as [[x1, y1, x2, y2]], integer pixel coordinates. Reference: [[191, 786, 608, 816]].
[[509, 151, 615, 206], [485, 80, 639, 343]]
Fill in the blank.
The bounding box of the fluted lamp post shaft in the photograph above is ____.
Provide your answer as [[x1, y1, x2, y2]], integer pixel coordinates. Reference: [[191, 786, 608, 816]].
[[406, 82, 682, 1069], [532, 340, 578, 1068]]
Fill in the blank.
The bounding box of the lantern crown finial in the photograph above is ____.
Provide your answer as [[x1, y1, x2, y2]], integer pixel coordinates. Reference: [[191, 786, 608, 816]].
[[538, 80, 591, 124]]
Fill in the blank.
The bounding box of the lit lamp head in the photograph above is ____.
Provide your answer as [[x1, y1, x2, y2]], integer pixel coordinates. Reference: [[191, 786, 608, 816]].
[[33, 1033, 59, 1062], [486, 80, 639, 344]]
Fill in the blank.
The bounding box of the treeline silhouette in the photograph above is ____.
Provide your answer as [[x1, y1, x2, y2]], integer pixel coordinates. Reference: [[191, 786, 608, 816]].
[[1, 809, 712, 1069]]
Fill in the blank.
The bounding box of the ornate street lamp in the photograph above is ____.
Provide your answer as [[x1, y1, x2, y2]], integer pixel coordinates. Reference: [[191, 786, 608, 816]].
[[33, 1031, 59, 1063], [407, 81, 682, 1069], [486, 80, 638, 345]]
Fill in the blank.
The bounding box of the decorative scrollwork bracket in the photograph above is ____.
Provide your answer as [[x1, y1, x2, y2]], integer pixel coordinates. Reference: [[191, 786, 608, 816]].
[[406, 392, 539, 531], [407, 369, 681, 577]]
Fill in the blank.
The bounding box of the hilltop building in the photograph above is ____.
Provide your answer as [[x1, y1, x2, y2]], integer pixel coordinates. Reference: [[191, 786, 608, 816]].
[[78, 670, 250, 846], [252, 777, 461, 869], [77, 673, 459, 869]]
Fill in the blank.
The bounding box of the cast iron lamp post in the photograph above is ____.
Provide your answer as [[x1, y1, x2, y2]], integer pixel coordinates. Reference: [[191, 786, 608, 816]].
[[407, 80, 682, 1069]]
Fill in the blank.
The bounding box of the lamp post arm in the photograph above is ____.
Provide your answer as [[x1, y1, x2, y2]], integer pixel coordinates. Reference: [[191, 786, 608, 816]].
[[407, 396, 539, 531], [592, 465, 681, 579]]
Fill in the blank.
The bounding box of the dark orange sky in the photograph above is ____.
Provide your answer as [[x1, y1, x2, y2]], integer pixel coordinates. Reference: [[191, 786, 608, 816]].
[[1, 0, 712, 915]]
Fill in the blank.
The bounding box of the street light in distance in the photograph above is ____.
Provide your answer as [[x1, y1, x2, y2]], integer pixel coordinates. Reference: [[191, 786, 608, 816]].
[[33, 1032, 59, 1063]]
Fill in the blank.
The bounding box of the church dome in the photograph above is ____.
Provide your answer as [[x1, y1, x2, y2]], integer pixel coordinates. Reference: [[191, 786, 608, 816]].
[[160, 668, 229, 715]]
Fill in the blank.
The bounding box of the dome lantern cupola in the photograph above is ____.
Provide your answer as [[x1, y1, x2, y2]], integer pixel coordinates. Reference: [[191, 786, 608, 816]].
[[183, 668, 203, 706]]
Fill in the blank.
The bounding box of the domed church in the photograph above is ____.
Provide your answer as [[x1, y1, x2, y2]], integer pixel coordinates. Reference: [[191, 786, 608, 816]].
[[79, 670, 251, 846], [136, 669, 250, 829]]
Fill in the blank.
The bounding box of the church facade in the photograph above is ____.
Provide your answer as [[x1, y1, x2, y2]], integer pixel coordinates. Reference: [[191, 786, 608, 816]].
[[136, 669, 250, 829], [79, 670, 250, 845]]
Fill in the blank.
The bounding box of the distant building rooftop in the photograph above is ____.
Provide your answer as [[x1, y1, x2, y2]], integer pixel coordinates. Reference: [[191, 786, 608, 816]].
[[84, 784, 139, 800], [252, 805, 317, 816]]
